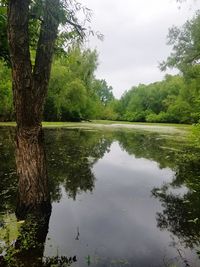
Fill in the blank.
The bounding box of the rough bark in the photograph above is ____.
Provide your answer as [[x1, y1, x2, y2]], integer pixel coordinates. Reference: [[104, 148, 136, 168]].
[[7, 0, 60, 214]]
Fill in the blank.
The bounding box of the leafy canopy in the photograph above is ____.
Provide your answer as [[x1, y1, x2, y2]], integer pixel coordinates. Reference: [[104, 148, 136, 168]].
[[160, 12, 200, 72], [0, 0, 94, 64]]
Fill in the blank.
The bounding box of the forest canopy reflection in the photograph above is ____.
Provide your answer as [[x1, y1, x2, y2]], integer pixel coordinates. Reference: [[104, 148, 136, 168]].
[[152, 149, 200, 249], [0, 127, 200, 265], [46, 129, 113, 201]]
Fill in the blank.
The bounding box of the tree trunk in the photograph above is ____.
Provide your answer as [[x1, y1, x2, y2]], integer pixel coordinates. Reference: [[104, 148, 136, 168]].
[[7, 0, 59, 215]]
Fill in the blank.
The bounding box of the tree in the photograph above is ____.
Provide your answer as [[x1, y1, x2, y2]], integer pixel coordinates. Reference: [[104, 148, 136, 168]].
[[0, 4, 10, 64], [92, 79, 114, 105], [159, 12, 200, 123], [0, 61, 13, 120], [6, 0, 87, 216], [42, 47, 117, 122], [44, 46, 99, 121], [160, 12, 200, 74]]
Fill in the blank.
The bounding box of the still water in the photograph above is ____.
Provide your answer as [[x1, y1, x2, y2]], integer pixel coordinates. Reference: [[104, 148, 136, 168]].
[[0, 127, 200, 266]]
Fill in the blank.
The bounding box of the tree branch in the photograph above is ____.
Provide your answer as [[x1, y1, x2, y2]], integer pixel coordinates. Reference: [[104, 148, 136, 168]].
[[33, 0, 60, 119], [65, 18, 86, 38]]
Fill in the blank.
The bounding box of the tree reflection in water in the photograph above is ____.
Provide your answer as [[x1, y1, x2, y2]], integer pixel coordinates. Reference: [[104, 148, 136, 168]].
[[152, 149, 200, 253], [1, 127, 200, 265], [46, 129, 112, 201], [0, 128, 112, 266], [116, 130, 200, 262]]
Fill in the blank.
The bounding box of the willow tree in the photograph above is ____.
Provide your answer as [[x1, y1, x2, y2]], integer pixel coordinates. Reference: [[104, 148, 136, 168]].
[[6, 0, 88, 215]]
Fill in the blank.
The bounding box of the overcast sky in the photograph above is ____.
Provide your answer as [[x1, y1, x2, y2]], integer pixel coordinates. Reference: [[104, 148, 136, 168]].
[[80, 0, 200, 98]]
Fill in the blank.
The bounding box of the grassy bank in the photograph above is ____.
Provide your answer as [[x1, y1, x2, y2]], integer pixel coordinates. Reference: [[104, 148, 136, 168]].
[[0, 120, 192, 132], [0, 120, 199, 148]]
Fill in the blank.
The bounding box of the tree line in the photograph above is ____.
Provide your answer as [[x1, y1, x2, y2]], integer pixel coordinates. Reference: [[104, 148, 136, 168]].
[[117, 73, 200, 124], [116, 11, 200, 124], [0, 46, 117, 122], [1, 8, 200, 124]]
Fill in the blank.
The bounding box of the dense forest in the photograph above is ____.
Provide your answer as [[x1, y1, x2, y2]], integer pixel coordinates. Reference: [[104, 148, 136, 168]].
[[1, 8, 200, 124], [0, 46, 117, 122]]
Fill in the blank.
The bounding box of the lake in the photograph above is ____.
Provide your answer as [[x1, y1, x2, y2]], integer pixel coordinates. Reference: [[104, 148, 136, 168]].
[[0, 126, 200, 267]]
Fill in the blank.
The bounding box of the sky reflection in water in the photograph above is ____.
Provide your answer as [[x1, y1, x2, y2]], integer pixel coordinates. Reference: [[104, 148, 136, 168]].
[[1, 128, 200, 266], [43, 130, 200, 267]]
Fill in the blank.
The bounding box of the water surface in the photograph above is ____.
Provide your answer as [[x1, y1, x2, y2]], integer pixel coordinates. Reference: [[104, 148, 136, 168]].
[[0, 127, 200, 266]]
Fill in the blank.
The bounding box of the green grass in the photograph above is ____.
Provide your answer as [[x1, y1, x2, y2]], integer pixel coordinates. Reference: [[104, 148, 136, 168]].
[[0, 120, 192, 131], [0, 122, 16, 127], [0, 120, 196, 144]]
